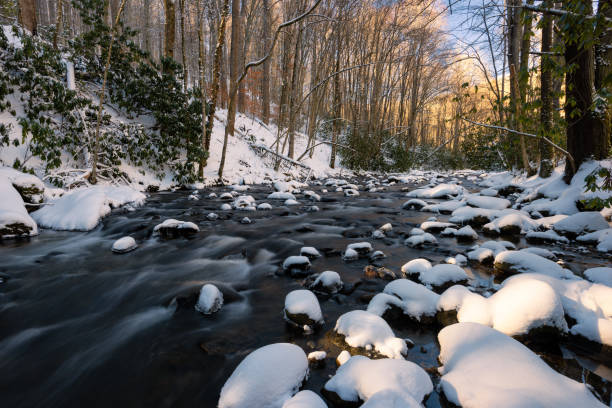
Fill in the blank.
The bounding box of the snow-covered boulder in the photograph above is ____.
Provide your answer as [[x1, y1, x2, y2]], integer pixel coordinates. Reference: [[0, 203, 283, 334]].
[[421, 200, 466, 214], [195, 283, 224, 314], [257, 202, 273, 211], [346, 242, 372, 255], [454, 225, 478, 241], [420, 221, 455, 232], [220, 203, 232, 211], [33, 186, 145, 231], [333, 310, 407, 359], [577, 228, 612, 252], [525, 229, 569, 244], [0, 177, 38, 238], [367, 279, 440, 323], [449, 206, 498, 226], [218, 343, 309, 408], [0, 168, 45, 207], [153, 219, 199, 237], [483, 213, 539, 235], [437, 323, 605, 408], [336, 350, 351, 366], [401, 258, 432, 279], [284, 289, 324, 329], [344, 189, 359, 197], [553, 212, 610, 238], [343, 248, 359, 261], [206, 212, 219, 221], [300, 246, 321, 260], [404, 233, 437, 247], [308, 271, 343, 294], [111, 236, 137, 253], [494, 250, 575, 279], [407, 183, 463, 198], [466, 195, 510, 210], [584, 267, 612, 287], [282, 256, 311, 277], [322, 355, 432, 407], [467, 247, 495, 265], [232, 195, 256, 210], [418, 264, 469, 292], [282, 391, 327, 408], [402, 199, 428, 210]]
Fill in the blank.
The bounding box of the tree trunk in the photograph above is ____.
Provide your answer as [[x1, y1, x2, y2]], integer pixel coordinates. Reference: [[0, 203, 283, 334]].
[[261, 0, 271, 124], [18, 0, 37, 34], [330, 28, 341, 169], [197, 0, 231, 178], [52, 0, 62, 48], [594, 0, 611, 154], [164, 0, 175, 59], [226, 0, 242, 137], [180, 0, 188, 89], [237, 0, 247, 113], [538, 0, 554, 177]]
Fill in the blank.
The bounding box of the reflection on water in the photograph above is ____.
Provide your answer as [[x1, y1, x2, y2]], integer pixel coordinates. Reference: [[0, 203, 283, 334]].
[[0, 182, 610, 407]]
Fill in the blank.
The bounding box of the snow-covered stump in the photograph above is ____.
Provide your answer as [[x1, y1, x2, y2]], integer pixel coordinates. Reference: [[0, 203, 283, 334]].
[[437, 323, 605, 408], [282, 256, 312, 277], [111, 236, 137, 254], [218, 343, 309, 408], [283, 289, 324, 332], [153, 219, 199, 238], [331, 310, 407, 359], [307, 271, 343, 294], [195, 283, 224, 314], [322, 355, 433, 407]]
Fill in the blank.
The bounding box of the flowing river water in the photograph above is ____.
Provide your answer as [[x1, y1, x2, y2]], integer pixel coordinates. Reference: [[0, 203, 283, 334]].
[[0, 177, 610, 407]]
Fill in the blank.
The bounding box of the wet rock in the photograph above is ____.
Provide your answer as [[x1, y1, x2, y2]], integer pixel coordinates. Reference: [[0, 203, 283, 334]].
[[111, 236, 138, 253], [364, 265, 397, 280]]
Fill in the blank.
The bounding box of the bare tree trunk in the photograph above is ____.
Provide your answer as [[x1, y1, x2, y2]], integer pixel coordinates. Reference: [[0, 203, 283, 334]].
[[18, 0, 38, 34], [330, 28, 341, 169], [261, 0, 271, 124], [197, 0, 231, 178], [90, 0, 128, 184], [594, 0, 611, 153], [164, 0, 175, 59], [180, 0, 188, 89], [226, 0, 242, 136], [538, 0, 554, 177], [237, 0, 247, 112]]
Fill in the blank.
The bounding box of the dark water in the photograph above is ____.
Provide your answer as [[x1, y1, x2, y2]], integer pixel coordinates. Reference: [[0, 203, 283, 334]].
[[0, 178, 610, 407]]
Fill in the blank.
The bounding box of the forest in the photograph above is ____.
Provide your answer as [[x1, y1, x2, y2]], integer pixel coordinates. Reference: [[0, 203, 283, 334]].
[[0, 0, 611, 407]]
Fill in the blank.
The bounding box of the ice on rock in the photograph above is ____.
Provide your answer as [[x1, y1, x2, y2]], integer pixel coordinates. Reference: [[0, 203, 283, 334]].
[[553, 212, 610, 237], [368, 279, 440, 322], [257, 202, 272, 210], [406, 183, 463, 198], [336, 350, 351, 366], [334, 310, 407, 359], [584, 267, 612, 287], [0, 176, 38, 238], [322, 355, 432, 406], [284, 289, 324, 328], [282, 256, 311, 277], [454, 225, 478, 241], [282, 390, 327, 408], [268, 192, 296, 200], [404, 233, 437, 247], [494, 250, 575, 279], [300, 246, 321, 259], [32, 186, 144, 231], [437, 323, 605, 408], [195, 283, 224, 314], [218, 343, 309, 408], [402, 199, 428, 210], [111, 236, 137, 253]]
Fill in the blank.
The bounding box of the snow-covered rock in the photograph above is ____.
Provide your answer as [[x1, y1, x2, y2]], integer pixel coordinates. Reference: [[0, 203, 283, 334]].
[[111, 236, 137, 253], [282, 256, 311, 277], [483, 212, 539, 235], [308, 271, 343, 294], [300, 246, 321, 259], [343, 248, 359, 261], [336, 350, 351, 366], [419, 264, 469, 291], [466, 195, 510, 210], [0, 176, 38, 238], [494, 250, 575, 279], [322, 355, 432, 406], [220, 203, 232, 211], [584, 267, 612, 287], [420, 221, 455, 232], [467, 247, 495, 264], [344, 189, 359, 197], [232, 195, 256, 209], [437, 323, 605, 408], [553, 212, 610, 238], [454, 225, 478, 241], [218, 343, 309, 408], [334, 310, 407, 359], [257, 202, 273, 210], [368, 279, 440, 323], [153, 219, 199, 237], [284, 289, 323, 329], [525, 229, 569, 244], [206, 212, 219, 220], [401, 258, 432, 278], [404, 233, 437, 247], [268, 192, 296, 200], [32, 186, 145, 231], [282, 390, 327, 408], [402, 199, 428, 210], [577, 228, 612, 252], [346, 242, 372, 255], [195, 283, 224, 314], [421, 200, 466, 214], [407, 183, 463, 198], [449, 206, 498, 225]]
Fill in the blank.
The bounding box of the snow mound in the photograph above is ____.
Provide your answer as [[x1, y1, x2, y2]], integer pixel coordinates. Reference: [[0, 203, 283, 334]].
[[218, 343, 309, 408], [282, 390, 327, 408], [32, 186, 145, 231], [0, 176, 38, 238], [195, 283, 224, 314], [323, 355, 432, 406], [438, 323, 605, 408], [334, 310, 407, 359]]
